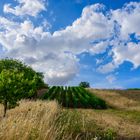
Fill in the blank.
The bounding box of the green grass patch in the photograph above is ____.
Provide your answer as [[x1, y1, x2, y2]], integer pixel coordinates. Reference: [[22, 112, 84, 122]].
[[107, 109, 140, 123]]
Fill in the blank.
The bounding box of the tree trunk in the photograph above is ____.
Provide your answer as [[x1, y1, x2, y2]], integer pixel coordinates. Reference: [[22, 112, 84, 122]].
[[3, 100, 7, 117]]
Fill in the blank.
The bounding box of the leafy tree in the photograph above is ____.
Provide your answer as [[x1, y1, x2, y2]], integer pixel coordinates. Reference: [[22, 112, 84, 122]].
[[0, 59, 46, 117], [79, 81, 90, 88], [0, 59, 46, 94]]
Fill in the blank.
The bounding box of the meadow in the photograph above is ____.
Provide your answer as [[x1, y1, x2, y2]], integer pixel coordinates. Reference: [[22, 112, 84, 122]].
[[0, 88, 140, 140]]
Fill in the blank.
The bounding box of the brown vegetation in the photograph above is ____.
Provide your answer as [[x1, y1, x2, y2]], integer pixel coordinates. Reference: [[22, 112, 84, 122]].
[[88, 89, 140, 111], [0, 100, 61, 140], [0, 89, 140, 140]]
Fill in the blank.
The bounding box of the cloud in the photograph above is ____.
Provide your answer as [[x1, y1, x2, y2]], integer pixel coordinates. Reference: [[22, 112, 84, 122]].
[[112, 42, 140, 69], [111, 2, 140, 40], [0, 3, 114, 84], [97, 62, 117, 74], [42, 19, 52, 30], [89, 41, 109, 54], [0, 18, 80, 85], [97, 2, 140, 74], [0, 2, 140, 85], [106, 74, 116, 84], [3, 0, 46, 17]]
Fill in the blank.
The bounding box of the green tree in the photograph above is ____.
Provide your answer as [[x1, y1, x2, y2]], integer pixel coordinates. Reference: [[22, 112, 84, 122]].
[[79, 81, 90, 88], [0, 59, 46, 117], [0, 59, 46, 96]]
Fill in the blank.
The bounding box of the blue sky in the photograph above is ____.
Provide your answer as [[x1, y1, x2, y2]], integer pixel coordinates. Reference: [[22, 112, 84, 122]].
[[0, 0, 140, 88]]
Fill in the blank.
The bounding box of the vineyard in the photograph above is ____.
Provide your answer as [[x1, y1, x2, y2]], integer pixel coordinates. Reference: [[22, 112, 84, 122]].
[[42, 86, 107, 109]]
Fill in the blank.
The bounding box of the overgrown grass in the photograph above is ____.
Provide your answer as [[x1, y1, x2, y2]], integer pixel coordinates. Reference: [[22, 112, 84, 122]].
[[0, 100, 61, 140], [0, 100, 115, 140], [0, 89, 140, 140]]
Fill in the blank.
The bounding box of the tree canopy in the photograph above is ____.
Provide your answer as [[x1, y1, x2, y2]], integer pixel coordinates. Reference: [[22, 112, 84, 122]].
[[0, 59, 45, 90], [79, 81, 90, 88]]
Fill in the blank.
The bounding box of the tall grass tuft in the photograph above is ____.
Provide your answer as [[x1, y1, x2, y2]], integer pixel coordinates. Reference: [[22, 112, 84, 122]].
[[0, 100, 63, 140]]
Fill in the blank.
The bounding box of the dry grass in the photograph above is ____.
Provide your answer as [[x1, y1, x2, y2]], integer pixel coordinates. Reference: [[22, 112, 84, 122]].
[[0, 100, 95, 140], [78, 109, 140, 138], [0, 100, 63, 140], [88, 89, 140, 111], [0, 89, 140, 140], [78, 89, 140, 138]]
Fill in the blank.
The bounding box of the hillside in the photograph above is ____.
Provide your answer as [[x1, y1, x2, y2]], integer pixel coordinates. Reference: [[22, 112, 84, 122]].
[[0, 89, 140, 140], [88, 89, 140, 111]]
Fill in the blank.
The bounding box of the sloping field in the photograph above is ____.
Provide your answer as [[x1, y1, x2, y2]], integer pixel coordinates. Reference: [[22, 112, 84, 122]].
[[79, 89, 140, 139], [88, 89, 140, 111], [0, 89, 140, 140]]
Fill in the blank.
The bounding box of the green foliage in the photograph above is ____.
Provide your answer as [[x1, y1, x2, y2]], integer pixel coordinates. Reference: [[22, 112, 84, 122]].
[[0, 69, 36, 101], [0, 59, 46, 96], [104, 128, 116, 140], [42, 86, 107, 109], [0, 58, 45, 116], [79, 81, 90, 88], [0, 69, 39, 116]]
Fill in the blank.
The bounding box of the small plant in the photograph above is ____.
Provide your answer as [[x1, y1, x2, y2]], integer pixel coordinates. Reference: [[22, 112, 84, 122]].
[[29, 128, 39, 140], [104, 128, 116, 140]]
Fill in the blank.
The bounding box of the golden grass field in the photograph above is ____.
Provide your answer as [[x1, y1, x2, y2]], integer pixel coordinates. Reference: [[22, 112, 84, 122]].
[[0, 89, 140, 140]]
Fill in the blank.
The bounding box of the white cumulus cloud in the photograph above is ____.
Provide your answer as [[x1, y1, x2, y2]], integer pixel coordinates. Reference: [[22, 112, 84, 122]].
[[3, 0, 46, 17], [0, 2, 140, 85]]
